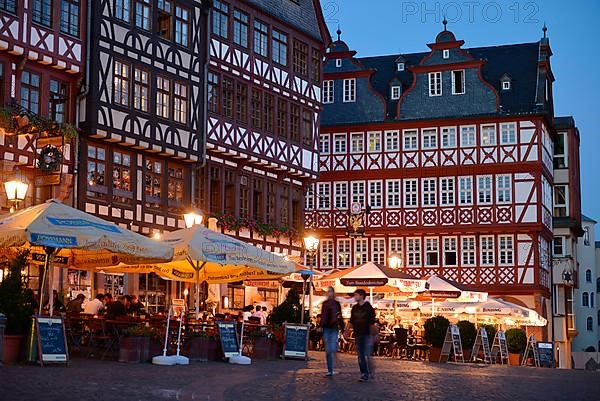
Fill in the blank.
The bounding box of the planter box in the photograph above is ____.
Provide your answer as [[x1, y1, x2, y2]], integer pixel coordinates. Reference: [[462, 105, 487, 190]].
[[252, 337, 281, 360], [2, 335, 24, 364], [509, 353, 521, 366], [187, 337, 219, 362], [428, 346, 442, 362], [118, 337, 151, 363]]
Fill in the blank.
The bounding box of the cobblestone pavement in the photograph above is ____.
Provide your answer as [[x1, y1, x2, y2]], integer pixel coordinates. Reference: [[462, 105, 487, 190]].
[[1, 352, 598, 401]]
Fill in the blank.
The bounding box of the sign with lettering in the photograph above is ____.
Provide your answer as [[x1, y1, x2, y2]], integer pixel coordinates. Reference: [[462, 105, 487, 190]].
[[32, 253, 69, 265], [537, 342, 554, 368], [470, 327, 492, 364], [171, 299, 186, 317], [283, 324, 309, 359], [217, 322, 239, 358], [439, 324, 464, 363], [340, 278, 387, 287], [491, 330, 509, 364], [35, 316, 68, 366]]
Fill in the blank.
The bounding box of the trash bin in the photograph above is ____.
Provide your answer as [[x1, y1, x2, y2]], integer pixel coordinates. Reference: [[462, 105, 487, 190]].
[[0, 313, 6, 366]]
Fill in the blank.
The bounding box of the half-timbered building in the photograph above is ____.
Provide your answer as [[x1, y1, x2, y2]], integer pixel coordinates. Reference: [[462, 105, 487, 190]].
[[307, 26, 565, 339]]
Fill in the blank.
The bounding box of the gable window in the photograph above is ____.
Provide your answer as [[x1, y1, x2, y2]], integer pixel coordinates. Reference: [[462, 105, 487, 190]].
[[451, 70, 465, 94], [443, 237, 457, 266], [386, 179, 401, 208], [323, 80, 334, 104], [293, 40, 308, 76], [422, 128, 437, 149], [343, 78, 356, 102], [335, 58, 342, 68], [442, 49, 449, 59], [133, 69, 149, 112], [61, 0, 80, 36], [502, 79, 511, 90], [496, 175, 512, 203], [369, 181, 382, 209], [319, 134, 330, 154], [333, 133, 346, 154], [316, 182, 330, 210], [207, 72, 219, 113], [425, 238, 439, 266], [253, 20, 268, 57], [554, 131, 567, 169], [461, 236, 476, 265], [403, 129, 418, 150], [233, 10, 248, 48], [553, 185, 568, 217], [334, 182, 348, 209], [351, 133, 364, 153], [397, 62, 404, 71], [368, 132, 381, 152], [460, 125, 476, 147], [404, 179, 418, 208], [337, 239, 351, 268], [481, 124, 496, 146], [500, 122, 517, 144], [351, 181, 365, 208], [385, 130, 399, 151], [440, 177, 454, 206], [174, 6, 190, 46], [499, 235, 514, 265], [272, 29, 287, 66], [553, 236, 565, 256], [33, 0, 52, 26], [113, 61, 130, 107], [391, 85, 401, 100], [135, 0, 151, 30], [156, 76, 171, 119], [212, 0, 228, 38], [441, 127, 456, 148], [407, 238, 421, 267], [428, 72, 442, 96], [477, 175, 492, 204], [174, 82, 188, 123], [480, 236, 495, 265], [49, 79, 68, 123], [0, 0, 16, 13]]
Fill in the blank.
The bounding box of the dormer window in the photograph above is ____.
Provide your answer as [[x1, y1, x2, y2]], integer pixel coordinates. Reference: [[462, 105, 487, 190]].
[[500, 74, 512, 91], [397, 63, 404, 71], [443, 49, 450, 59], [391, 85, 401, 100], [502, 80, 511, 90], [336, 59, 342, 67]]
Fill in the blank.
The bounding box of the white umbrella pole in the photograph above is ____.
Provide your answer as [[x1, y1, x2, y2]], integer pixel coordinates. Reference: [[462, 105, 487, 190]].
[[196, 266, 200, 319], [369, 287, 373, 303], [39, 247, 56, 316]]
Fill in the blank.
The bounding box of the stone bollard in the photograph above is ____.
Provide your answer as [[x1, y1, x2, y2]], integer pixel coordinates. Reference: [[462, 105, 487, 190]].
[[0, 313, 6, 366]]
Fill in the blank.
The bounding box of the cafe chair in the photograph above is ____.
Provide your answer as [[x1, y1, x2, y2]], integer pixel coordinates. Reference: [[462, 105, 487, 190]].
[[391, 328, 408, 359], [87, 319, 117, 359]]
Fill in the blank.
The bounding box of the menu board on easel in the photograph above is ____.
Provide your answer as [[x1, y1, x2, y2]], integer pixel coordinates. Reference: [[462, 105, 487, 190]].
[[470, 327, 492, 364], [521, 334, 540, 367], [537, 342, 554, 368], [217, 322, 239, 358], [439, 324, 464, 363], [491, 330, 509, 364], [35, 316, 69, 366], [283, 324, 309, 360]]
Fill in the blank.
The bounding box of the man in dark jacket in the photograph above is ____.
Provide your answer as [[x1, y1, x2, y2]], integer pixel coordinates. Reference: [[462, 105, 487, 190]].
[[347, 289, 376, 382], [320, 286, 342, 376]]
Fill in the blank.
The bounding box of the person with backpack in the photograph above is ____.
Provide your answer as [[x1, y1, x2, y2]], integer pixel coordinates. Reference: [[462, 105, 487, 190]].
[[320, 286, 343, 377]]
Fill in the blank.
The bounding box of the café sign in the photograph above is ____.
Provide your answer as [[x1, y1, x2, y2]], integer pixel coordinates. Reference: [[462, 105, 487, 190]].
[[340, 278, 388, 287]]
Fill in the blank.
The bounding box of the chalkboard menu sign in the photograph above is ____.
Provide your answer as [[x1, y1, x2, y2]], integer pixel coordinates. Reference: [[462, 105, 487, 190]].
[[217, 322, 239, 358], [283, 324, 309, 359], [35, 316, 68, 365], [440, 324, 464, 363], [537, 342, 554, 368]]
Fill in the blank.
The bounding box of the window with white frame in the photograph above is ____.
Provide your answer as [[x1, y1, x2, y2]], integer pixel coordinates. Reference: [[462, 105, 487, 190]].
[[335, 58, 342, 67], [316, 182, 330, 210], [554, 131, 567, 169], [499, 235, 514, 265], [319, 134, 330, 154], [459, 176, 473, 205], [386, 179, 401, 208], [461, 236, 476, 265], [428, 72, 442, 96], [422, 128, 437, 149], [442, 49, 449, 59], [407, 238, 421, 266], [334, 182, 348, 209], [502, 79, 511, 90], [337, 239, 351, 268], [343, 78, 356, 102], [397, 62, 404, 71], [553, 185, 568, 217], [553, 236, 565, 256], [440, 177, 455, 206], [351, 181, 365, 208], [496, 175, 512, 203], [372, 238, 386, 265], [500, 122, 517, 144], [389, 237, 403, 266], [385, 130, 400, 151], [441, 127, 456, 148], [351, 133, 364, 153], [477, 175, 492, 204], [369, 181, 383, 209], [403, 129, 418, 151], [404, 179, 418, 207], [480, 236, 495, 265], [422, 178, 437, 207], [460, 125, 476, 147], [305, 184, 314, 211], [452, 70, 465, 94], [425, 237, 439, 266], [333, 133, 346, 154], [443, 237, 458, 266], [354, 238, 368, 265], [481, 124, 496, 146], [323, 80, 334, 104], [391, 85, 401, 100], [368, 132, 382, 152], [320, 239, 333, 268]]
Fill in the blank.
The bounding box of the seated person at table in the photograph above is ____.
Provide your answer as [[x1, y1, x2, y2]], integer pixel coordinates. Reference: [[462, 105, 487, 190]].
[[252, 305, 266, 325], [84, 294, 105, 315], [242, 305, 253, 321], [105, 296, 130, 319], [66, 293, 86, 314], [43, 290, 66, 314], [128, 295, 145, 315]]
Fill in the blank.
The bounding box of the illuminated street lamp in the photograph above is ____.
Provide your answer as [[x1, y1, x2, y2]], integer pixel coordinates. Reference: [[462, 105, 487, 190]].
[[302, 233, 320, 262], [3, 170, 29, 213], [388, 253, 401, 269], [302, 232, 320, 324], [183, 210, 203, 228]]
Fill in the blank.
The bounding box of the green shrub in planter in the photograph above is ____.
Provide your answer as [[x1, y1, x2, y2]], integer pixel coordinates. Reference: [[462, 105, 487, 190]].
[[505, 328, 527, 354], [480, 324, 496, 343], [0, 251, 34, 335], [423, 316, 450, 348], [457, 320, 477, 349]]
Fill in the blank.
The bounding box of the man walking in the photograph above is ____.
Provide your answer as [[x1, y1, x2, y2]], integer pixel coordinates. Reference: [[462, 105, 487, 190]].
[[347, 289, 376, 382], [320, 286, 342, 377]]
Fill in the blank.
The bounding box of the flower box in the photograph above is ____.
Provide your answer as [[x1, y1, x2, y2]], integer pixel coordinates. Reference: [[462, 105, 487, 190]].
[[187, 336, 220, 362], [118, 336, 151, 363], [252, 337, 281, 360]]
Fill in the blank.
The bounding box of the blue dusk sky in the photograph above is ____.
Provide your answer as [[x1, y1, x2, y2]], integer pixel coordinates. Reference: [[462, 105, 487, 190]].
[[321, 0, 600, 223]]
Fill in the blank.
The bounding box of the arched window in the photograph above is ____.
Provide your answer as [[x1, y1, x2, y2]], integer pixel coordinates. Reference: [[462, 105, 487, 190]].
[[587, 317, 593, 331], [592, 293, 595, 308], [582, 292, 589, 307], [586, 269, 592, 283]]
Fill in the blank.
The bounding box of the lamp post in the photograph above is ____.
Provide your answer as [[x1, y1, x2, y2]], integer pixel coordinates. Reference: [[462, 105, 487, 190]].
[[183, 210, 203, 228], [3, 169, 29, 213], [388, 253, 401, 270], [302, 233, 320, 325]]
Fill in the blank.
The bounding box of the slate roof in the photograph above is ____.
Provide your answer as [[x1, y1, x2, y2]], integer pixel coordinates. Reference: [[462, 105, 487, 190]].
[[354, 41, 544, 121], [245, 0, 324, 42], [555, 116, 576, 129], [582, 214, 597, 223]]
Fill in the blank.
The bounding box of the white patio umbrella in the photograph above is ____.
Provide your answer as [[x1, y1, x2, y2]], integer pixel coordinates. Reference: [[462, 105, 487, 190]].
[[416, 275, 488, 316], [0, 199, 173, 314]]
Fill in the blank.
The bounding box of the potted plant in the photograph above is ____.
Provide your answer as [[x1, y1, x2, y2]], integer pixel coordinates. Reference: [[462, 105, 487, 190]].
[[0, 251, 34, 364], [118, 325, 155, 363], [187, 329, 220, 362], [251, 324, 284, 360], [505, 328, 527, 366], [456, 320, 476, 360], [271, 288, 302, 325], [423, 315, 450, 362]]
